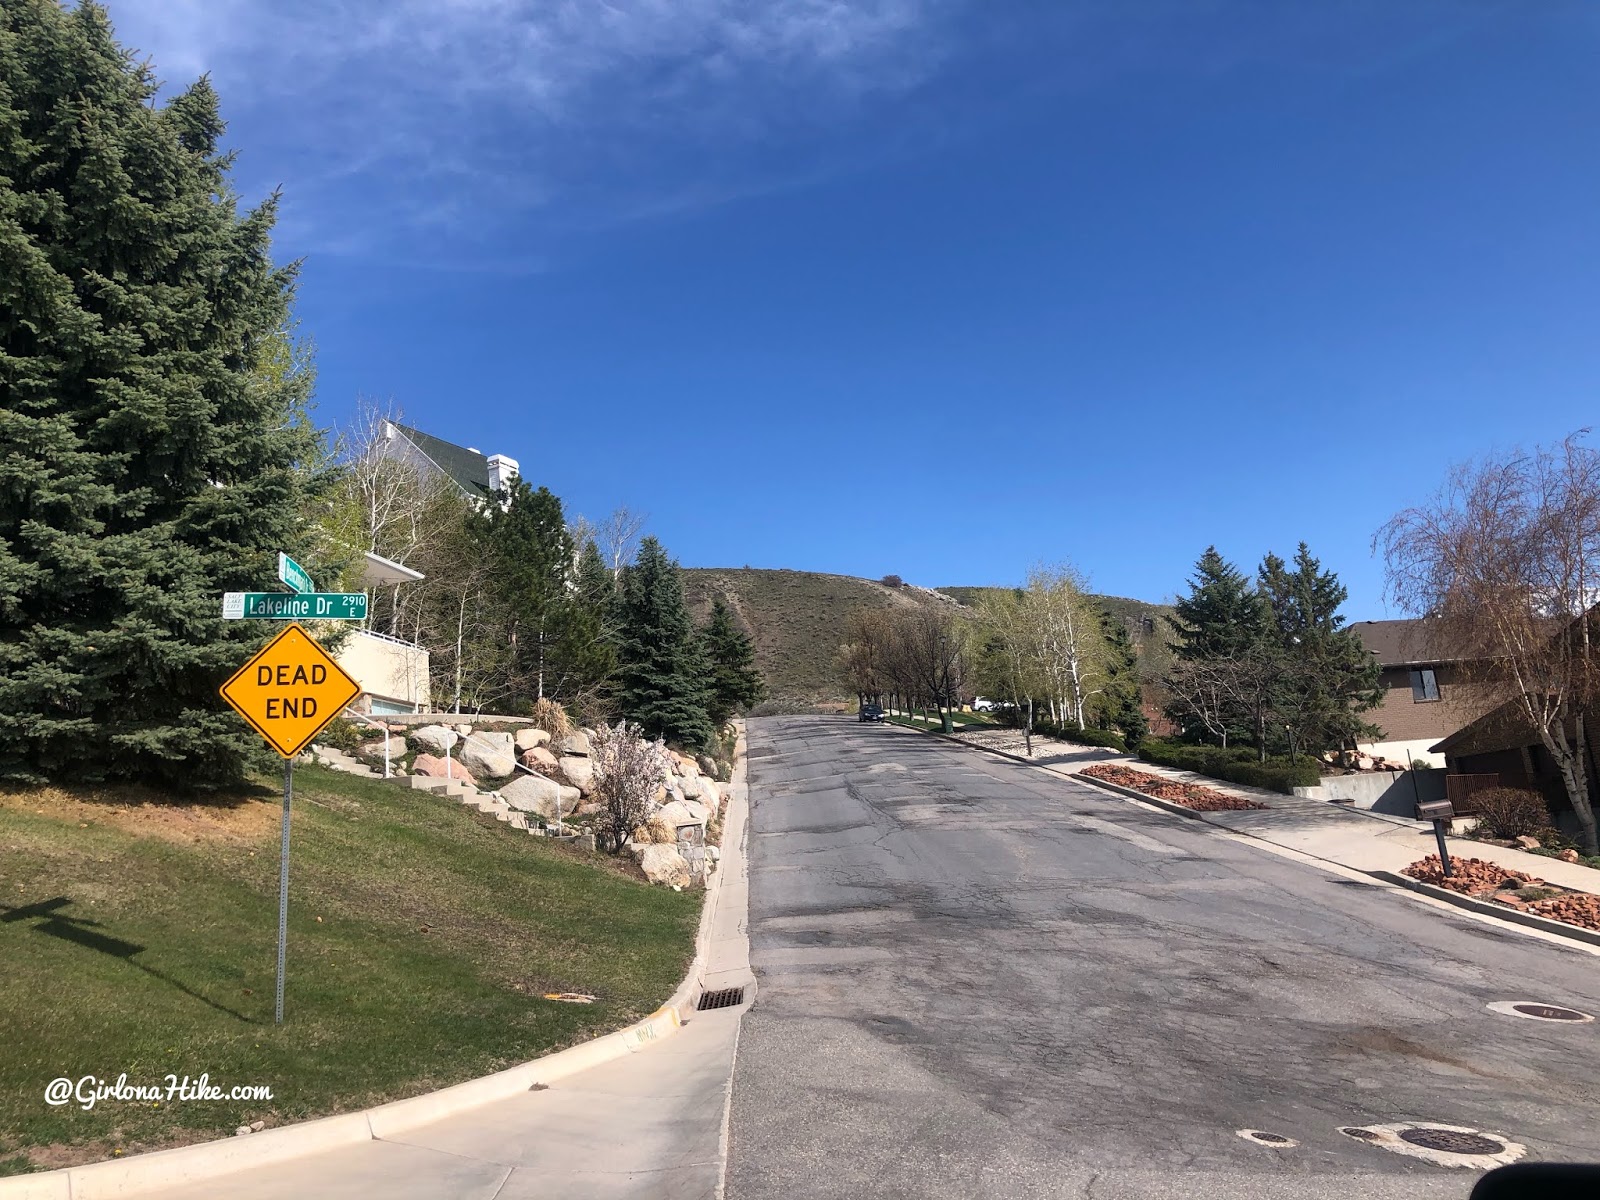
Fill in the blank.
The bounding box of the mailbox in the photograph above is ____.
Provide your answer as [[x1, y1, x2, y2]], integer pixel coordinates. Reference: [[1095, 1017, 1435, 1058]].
[[1416, 799, 1455, 822]]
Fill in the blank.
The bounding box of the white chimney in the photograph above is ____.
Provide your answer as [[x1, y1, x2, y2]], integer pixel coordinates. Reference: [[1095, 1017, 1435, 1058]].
[[486, 454, 519, 493]]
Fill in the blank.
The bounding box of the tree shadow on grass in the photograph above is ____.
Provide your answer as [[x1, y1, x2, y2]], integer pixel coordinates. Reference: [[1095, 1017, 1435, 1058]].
[[2, 897, 258, 1023]]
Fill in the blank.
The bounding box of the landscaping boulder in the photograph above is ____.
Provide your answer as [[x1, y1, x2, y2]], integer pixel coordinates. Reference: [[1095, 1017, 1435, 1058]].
[[412, 754, 479, 789], [559, 783, 581, 810], [657, 799, 707, 832], [521, 746, 559, 771], [1514, 834, 1543, 851], [559, 731, 592, 757], [560, 754, 595, 795], [514, 727, 551, 752], [678, 772, 708, 802], [677, 755, 700, 778], [411, 724, 458, 755], [631, 842, 692, 887], [461, 731, 516, 779], [697, 754, 719, 780], [501, 772, 564, 819], [455, 723, 474, 736]]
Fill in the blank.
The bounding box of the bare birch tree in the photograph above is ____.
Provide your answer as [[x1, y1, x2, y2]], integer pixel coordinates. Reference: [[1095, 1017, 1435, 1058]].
[[1378, 433, 1600, 852], [1022, 564, 1107, 730], [598, 506, 648, 577]]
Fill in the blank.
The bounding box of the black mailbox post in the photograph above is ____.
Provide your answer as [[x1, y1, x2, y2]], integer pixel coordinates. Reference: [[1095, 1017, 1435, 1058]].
[[1417, 798, 1456, 877]]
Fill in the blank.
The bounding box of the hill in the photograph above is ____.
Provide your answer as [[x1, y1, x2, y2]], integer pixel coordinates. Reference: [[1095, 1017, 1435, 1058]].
[[682, 568, 1171, 710], [681, 569, 959, 710]]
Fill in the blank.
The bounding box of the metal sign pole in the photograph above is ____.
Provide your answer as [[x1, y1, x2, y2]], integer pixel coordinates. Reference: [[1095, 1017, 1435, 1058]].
[[275, 759, 293, 1025]]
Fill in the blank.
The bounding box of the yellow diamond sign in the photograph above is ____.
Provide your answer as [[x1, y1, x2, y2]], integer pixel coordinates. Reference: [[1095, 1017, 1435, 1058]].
[[220, 624, 361, 758]]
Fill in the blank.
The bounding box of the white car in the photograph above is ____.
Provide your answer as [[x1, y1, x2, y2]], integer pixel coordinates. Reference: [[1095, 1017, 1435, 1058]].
[[971, 697, 998, 712]]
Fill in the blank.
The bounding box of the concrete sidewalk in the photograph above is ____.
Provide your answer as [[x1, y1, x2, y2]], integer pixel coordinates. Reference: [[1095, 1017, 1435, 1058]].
[[146, 764, 756, 1200], [937, 726, 1600, 897]]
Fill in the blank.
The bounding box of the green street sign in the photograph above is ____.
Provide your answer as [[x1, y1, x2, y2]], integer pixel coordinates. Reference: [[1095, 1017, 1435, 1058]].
[[277, 552, 314, 595], [223, 592, 368, 621]]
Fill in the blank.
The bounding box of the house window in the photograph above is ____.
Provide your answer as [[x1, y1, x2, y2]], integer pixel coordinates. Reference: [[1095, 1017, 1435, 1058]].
[[1410, 668, 1440, 702]]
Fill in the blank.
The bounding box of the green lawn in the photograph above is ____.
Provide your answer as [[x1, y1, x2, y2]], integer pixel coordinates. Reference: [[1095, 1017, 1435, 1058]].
[[0, 765, 700, 1174]]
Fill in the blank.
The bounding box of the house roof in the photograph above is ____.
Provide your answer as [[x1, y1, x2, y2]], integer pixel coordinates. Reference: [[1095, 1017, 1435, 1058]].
[[391, 423, 493, 500], [1352, 618, 1466, 667]]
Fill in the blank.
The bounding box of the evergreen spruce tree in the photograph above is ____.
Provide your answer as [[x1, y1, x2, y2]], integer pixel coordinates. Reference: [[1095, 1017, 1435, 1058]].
[[1257, 543, 1382, 753], [700, 596, 764, 726], [1166, 546, 1263, 661], [477, 481, 572, 700], [614, 537, 714, 748], [0, 3, 321, 787], [1091, 610, 1147, 745]]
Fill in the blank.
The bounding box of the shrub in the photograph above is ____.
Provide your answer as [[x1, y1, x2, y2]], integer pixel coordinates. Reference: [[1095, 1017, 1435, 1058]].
[[314, 719, 365, 753], [1036, 722, 1127, 753], [1471, 787, 1553, 840], [1139, 739, 1320, 794], [880, 575, 903, 588]]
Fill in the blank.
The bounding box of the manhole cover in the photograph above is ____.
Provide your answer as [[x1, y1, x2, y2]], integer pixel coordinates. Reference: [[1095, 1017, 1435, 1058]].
[[1513, 1003, 1590, 1021], [697, 986, 746, 1011], [1398, 1128, 1505, 1155], [1237, 1129, 1297, 1147], [1488, 1000, 1594, 1023], [1336, 1123, 1525, 1168]]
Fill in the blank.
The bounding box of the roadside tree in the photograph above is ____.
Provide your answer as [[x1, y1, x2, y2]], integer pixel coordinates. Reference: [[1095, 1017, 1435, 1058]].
[[0, 7, 323, 786]]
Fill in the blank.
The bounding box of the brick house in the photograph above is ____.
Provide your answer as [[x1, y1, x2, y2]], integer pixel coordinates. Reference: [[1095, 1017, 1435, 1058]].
[[1351, 619, 1481, 767]]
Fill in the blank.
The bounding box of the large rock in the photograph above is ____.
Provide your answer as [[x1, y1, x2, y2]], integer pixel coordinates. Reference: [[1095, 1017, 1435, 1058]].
[[560, 754, 595, 795], [501, 772, 564, 819], [521, 746, 559, 770], [412, 754, 479, 789], [631, 842, 692, 886], [697, 755, 719, 780], [676, 755, 700, 779], [411, 724, 458, 755], [657, 800, 707, 832], [461, 731, 516, 779], [559, 731, 592, 757], [514, 727, 551, 752], [677, 772, 707, 802]]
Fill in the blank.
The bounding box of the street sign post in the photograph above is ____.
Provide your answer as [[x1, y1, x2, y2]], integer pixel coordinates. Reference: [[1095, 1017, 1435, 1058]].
[[222, 592, 368, 621], [220, 624, 361, 1024], [277, 552, 314, 595]]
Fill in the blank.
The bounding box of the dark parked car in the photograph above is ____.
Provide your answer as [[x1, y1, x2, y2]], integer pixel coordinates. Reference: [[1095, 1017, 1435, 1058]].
[[858, 704, 885, 723]]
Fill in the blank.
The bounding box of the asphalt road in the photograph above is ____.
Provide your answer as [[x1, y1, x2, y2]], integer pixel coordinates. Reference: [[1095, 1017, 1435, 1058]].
[[725, 716, 1600, 1200]]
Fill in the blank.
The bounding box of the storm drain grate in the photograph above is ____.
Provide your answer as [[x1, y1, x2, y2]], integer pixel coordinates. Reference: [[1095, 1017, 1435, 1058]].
[[1340, 1127, 1382, 1141], [1398, 1129, 1505, 1156], [697, 987, 746, 1011]]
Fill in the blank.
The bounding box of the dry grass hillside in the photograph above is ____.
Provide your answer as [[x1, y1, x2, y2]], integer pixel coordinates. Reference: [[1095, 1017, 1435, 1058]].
[[682, 568, 1170, 711], [681, 569, 959, 710]]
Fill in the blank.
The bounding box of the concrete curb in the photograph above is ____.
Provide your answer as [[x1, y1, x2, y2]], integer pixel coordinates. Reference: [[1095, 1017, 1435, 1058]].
[[0, 729, 749, 1200], [1372, 871, 1600, 950]]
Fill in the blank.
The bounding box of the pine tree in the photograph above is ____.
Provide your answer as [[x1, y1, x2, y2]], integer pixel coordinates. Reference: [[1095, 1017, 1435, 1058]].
[[0, 3, 322, 787], [477, 481, 573, 701], [1091, 610, 1147, 745], [1166, 546, 1263, 661], [614, 537, 713, 748], [701, 596, 764, 726], [1257, 543, 1382, 753]]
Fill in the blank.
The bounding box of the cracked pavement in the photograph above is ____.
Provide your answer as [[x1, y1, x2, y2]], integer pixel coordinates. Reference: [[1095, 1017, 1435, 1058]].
[[725, 716, 1600, 1199]]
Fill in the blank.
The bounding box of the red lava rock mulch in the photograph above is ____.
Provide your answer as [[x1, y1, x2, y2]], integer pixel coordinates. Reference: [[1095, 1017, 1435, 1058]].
[[1079, 763, 1266, 812], [1403, 855, 1532, 896], [1402, 855, 1600, 933]]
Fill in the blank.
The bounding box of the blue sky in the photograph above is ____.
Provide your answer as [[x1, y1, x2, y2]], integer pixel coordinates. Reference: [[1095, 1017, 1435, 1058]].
[[111, 1, 1600, 616]]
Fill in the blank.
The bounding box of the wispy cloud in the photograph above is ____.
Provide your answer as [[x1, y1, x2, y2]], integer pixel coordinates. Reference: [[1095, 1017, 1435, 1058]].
[[107, 0, 959, 265]]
